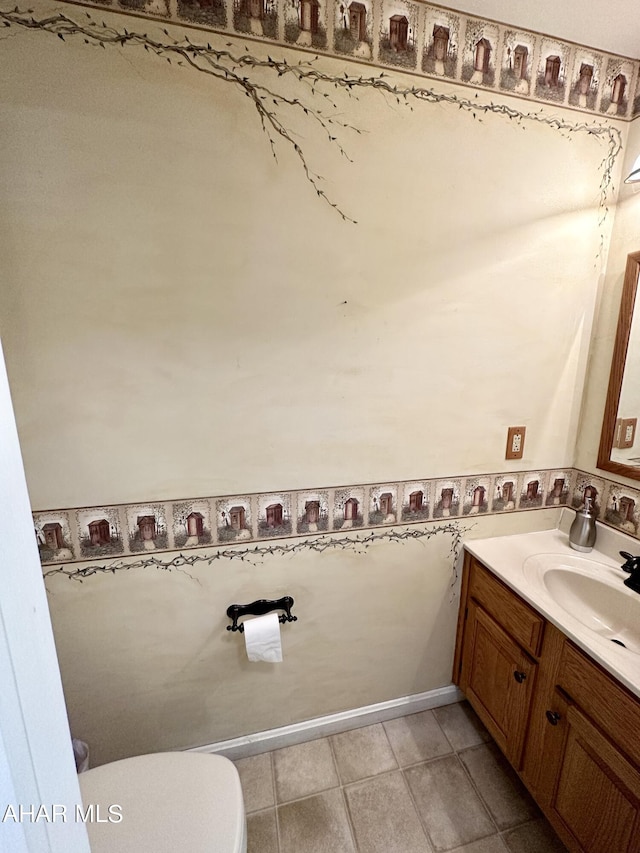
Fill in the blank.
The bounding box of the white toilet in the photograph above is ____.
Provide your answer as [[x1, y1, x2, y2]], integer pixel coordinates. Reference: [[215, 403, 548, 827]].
[[78, 752, 246, 853]]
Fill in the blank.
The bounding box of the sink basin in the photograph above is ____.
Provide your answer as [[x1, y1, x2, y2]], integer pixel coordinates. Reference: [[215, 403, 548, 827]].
[[522, 553, 640, 653]]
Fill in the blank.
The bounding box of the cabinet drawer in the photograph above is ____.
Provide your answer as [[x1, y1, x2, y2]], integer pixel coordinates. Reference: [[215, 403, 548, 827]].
[[467, 556, 545, 657], [557, 641, 640, 770]]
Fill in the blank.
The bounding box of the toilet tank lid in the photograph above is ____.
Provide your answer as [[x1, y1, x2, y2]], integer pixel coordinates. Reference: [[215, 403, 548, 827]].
[[78, 752, 245, 853]]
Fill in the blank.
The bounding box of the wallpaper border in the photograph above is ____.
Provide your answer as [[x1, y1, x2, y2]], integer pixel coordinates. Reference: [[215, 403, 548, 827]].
[[35, 467, 640, 567], [57, 0, 640, 121], [26, 466, 624, 565]]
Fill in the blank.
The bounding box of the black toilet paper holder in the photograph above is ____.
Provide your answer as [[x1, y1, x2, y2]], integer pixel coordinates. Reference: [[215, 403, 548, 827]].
[[226, 595, 297, 633]]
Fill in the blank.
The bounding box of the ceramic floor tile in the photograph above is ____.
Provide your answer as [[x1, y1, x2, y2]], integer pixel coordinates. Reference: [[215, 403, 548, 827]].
[[383, 710, 453, 767], [247, 808, 279, 853], [502, 818, 569, 853], [344, 771, 432, 853], [404, 755, 495, 852], [235, 752, 275, 813], [273, 738, 340, 803], [459, 743, 539, 830], [433, 701, 491, 751], [330, 723, 398, 784], [278, 789, 356, 853]]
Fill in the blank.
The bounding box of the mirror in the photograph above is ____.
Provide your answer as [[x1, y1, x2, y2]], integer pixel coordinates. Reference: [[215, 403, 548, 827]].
[[598, 250, 640, 480]]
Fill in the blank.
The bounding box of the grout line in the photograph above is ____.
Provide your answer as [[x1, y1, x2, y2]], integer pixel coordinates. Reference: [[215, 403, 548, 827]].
[[498, 818, 570, 853], [336, 740, 375, 849], [455, 748, 503, 836], [434, 752, 500, 846], [430, 705, 456, 754], [340, 766, 404, 790], [382, 710, 448, 851], [245, 708, 567, 853], [500, 815, 547, 831], [273, 781, 343, 807], [395, 766, 436, 853], [447, 834, 510, 853], [270, 751, 282, 853], [325, 728, 343, 785], [381, 709, 456, 771], [399, 763, 435, 851], [380, 717, 401, 768], [338, 785, 359, 853], [456, 743, 545, 832], [390, 712, 501, 850]]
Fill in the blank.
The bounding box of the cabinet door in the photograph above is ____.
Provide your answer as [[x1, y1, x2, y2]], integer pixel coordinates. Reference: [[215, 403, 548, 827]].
[[540, 691, 640, 853], [460, 600, 536, 767]]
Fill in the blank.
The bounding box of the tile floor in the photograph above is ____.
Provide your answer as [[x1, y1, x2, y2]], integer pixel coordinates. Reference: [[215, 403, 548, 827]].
[[234, 701, 569, 853]]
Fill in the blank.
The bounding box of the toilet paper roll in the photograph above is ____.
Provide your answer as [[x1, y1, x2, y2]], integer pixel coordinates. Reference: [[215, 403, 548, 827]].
[[243, 612, 283, 663]]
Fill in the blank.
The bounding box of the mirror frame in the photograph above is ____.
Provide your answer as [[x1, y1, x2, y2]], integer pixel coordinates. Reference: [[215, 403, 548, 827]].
[[598, 250, 640, 480]]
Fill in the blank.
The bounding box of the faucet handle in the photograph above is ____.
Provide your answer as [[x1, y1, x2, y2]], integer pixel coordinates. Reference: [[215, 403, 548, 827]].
[[619, 551, 640, 573]]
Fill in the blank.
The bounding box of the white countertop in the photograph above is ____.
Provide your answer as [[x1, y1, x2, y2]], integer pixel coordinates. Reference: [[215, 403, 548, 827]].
[[464, 522, 640, 699]]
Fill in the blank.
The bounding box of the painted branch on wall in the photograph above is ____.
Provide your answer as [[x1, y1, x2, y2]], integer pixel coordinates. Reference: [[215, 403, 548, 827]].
[[0, 6, 623, 227], [43, 520, 468, 587]]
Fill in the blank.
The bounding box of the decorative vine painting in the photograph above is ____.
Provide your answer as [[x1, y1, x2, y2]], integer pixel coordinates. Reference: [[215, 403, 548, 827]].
[[0, 5, 623, 230], [42, 521, 468, 587]]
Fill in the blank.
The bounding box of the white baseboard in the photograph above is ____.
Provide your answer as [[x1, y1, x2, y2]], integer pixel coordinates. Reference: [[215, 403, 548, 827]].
[[186, 684, 464, 761]]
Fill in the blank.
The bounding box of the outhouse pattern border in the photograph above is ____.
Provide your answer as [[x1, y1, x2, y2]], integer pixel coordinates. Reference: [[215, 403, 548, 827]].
[[32, 467, 640, 566], [60, 0, 640, 120]]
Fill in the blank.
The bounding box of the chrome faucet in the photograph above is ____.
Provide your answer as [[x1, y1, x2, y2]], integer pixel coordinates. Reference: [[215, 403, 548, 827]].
[[619, 551, 640, 593]]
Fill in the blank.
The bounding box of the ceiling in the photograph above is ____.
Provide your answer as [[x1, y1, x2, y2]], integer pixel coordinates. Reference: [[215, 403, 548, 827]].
[[454, 1, 637, 58]]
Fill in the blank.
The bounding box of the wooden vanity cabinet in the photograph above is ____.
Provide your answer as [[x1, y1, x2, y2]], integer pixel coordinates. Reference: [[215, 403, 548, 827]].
[[537, 689, 640, 852], [455, 557, 542, 768], [459, 599, 536, 767], [454, 551, 640, 853]]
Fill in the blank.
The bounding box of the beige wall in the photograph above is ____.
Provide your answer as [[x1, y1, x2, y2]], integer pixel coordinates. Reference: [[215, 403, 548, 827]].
[[0, 1, 631, 764], [575, 118, 640, 480], [48, 509, 560, 767], [0, 4, 620, 509]]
